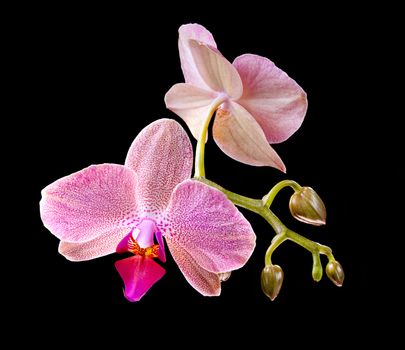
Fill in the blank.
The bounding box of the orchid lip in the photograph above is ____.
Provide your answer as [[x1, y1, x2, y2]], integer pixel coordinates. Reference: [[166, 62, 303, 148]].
[[134, 219, 157, 248], [116, 218, 166, 262], [127, 235, 160, 258]]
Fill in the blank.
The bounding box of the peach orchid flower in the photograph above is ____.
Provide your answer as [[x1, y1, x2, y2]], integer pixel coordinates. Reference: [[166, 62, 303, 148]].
[[165, 24, 308, 172]]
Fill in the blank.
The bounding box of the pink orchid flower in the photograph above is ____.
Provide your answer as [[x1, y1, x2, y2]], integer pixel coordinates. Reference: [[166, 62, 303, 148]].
[[165, 24, 308, 172], [40, 119, 256, 301]]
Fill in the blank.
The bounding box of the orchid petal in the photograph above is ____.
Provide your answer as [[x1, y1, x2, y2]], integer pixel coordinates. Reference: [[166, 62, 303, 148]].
[[59, 228, 129, 261], [178, 23, 217, 89], [163, 180, 256, 274], [115, 256, 165, 302], [165, 83, 216, 140], [40, 164, 139, 243], [188, 39, 243, 99], [233, 54, 307, 143], [125, 119, 193, 215], [155, 230, 166, 263], [116, 229, 135, 254], [213, 102, 286, 171], [165, 238, 221, 296]]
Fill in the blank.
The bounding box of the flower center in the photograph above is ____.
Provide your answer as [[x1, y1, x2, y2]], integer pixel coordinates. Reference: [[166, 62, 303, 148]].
[[128, 232, 160, 258], [127, 219, 160, 258], [116, 218, 166, 262]]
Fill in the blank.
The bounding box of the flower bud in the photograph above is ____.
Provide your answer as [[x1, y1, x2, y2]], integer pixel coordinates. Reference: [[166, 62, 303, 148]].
[[289, 187, 326, 226], [261, 265, 284, 301], [312, 254, 323, 282], [326, 260, 345, 287]]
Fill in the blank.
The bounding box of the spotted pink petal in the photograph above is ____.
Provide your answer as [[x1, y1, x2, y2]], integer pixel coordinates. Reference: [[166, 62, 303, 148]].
[[40, 164, 139, 243], [164, 83, 216, 140], [165, 237, 221, 296], [188, 40, 243, 99], [179, 23, 217, 89], [233, 54, 308, 144], [164, 180, 256, 274], [59, 228, 129, 261], [213, 102, 286, 171], [115, 256, 165, 302], [125, 119, 193, 215]]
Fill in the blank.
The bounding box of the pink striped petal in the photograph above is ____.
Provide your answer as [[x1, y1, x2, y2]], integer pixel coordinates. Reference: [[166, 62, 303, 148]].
[[59, 228, 129, 261], [213, 102, 286, 171], [115, 256, 165, 302], [188, 40, 243, 99], [165, 237, 221, 296], [40, 164, 139, 243], [165, 83, 216, 140], [125, 119, 193, 215], [233, 54, 307, 144], [164, 180, 256, 274], [179, 23, 217, 89]]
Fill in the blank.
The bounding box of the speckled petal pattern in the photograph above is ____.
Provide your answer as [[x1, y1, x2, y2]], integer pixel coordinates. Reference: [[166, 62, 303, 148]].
[[125, 119, 193, 216], [40, 164, 139, 243], [163, 180, 256, 274], [165, 237, 221, 296], [59, 228, 130, 261]]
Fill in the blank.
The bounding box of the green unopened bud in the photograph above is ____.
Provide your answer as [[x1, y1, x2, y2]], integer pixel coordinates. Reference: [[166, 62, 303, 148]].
[[326, 260, 345, 287], [312, 253, 323, 282], [289, 187, 326, 226], [261, 265, 284, 301]]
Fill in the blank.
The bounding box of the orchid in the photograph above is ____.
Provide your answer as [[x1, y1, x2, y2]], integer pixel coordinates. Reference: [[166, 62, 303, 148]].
[[40, 23, 344, 303], [165, 23, 308, 172], [40, 119, 256, 301]]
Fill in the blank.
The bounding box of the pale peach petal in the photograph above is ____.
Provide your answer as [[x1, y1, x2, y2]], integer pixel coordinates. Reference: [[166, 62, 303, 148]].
[[178, 23, 217, 89], [165, 83, 217, 139], [213, 102, 286, 171], [188, 40, 242, 99], [234, 54, 307, 143]]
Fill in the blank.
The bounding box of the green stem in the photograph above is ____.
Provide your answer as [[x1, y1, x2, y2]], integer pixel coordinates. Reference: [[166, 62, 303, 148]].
[[265, 234, 287, 265], [194, 96, 227, 178], [285, 229, 333, 260], [195, 177, 334, 260], [263, 180, 301, 208]]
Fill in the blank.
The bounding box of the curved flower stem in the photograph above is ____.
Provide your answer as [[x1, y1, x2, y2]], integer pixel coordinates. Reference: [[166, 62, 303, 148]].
[[196, 177, 335, 261], [194, 95, 228, 178], [265, 233, 287, 265], [263, 180, 302, 208]]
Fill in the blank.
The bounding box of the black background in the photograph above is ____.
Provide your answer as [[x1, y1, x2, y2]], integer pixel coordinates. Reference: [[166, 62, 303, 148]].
[[18, 2, 379, 342]]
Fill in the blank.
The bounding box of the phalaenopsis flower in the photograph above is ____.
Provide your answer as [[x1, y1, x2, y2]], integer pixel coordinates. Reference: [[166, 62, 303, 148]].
[[165, 23, 308, 171], [40, 119, 255, 301]]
